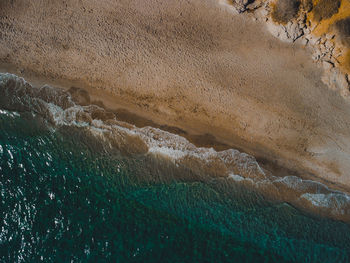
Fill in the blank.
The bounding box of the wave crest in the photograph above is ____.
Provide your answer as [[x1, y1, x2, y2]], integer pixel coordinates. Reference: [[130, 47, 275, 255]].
[[1, 73, 349, 221]]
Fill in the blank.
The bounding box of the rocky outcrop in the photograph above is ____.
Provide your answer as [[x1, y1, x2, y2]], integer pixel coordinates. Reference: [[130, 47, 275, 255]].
[[228, 0, 350, 97], [229, 0, 254, 13], [229, 0, 265, 13]]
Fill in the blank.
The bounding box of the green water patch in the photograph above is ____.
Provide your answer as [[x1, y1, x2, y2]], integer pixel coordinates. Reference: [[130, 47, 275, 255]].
[[0, 110, 350, 262]]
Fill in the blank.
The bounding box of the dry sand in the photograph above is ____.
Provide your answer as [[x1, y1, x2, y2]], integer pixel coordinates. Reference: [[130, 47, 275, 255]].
[[1, 0, 350, 190]]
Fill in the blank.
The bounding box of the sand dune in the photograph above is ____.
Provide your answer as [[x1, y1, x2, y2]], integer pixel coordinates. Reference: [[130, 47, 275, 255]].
[[1, 0, 350, 189]]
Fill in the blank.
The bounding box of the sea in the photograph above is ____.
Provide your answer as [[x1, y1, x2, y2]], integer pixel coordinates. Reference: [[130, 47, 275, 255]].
[[1, 72, 350, 262]]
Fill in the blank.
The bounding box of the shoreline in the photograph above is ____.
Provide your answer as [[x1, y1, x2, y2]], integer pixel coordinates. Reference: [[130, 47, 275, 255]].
[[2, 63, 350, 195], [2, 1, 350, 259], [1, 0, 350, 194]]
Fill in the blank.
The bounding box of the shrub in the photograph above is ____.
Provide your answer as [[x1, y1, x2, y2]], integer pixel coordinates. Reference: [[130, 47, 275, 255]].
[[335, 17, 350, 47], [302, 0, 313, 12], [271, 0, 301, 24], [313, 0, 341, 22]]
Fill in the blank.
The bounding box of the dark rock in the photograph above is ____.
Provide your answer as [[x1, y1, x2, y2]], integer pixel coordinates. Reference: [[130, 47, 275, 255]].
[[231, 0, 255, 13]]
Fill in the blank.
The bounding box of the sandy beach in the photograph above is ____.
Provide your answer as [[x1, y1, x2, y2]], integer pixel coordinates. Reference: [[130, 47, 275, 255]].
[[1, 0, 350, 191]]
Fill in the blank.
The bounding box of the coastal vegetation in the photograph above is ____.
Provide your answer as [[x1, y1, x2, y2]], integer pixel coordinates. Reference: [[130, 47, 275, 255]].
[[313, 0, 341, 22], [271, 0, 301, 24], [335, 17, 350, 70], [302, 0, 313, 12], [335, 17, 350, 47]]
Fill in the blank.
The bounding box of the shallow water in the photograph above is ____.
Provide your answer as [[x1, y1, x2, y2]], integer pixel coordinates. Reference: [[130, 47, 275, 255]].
[[1, 73, 350, 262]]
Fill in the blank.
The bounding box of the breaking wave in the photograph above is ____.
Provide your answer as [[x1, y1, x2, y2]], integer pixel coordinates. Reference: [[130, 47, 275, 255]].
[[1, 72, 349, 222]]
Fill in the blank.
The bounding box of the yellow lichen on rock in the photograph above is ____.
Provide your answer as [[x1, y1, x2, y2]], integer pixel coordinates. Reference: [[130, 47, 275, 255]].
[[307, 0, 350, 74], [310, 0, 350, 35], [339, 49, 350, 72], [312, 0, 341, 22]]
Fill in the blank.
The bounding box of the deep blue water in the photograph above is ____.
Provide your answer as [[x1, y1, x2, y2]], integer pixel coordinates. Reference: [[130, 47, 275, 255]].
[[1, 77, 350, 262]]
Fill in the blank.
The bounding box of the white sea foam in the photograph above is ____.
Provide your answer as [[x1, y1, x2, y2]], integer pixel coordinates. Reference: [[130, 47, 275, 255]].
[[148, 146, 188, 160], [301, 192, 350, 209], [0, 109, 20, 118], [229, 174, 246, 182], [1, 72, 350, 220]]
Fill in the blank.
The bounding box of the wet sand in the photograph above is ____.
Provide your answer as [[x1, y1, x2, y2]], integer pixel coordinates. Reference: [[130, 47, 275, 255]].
[[1, 62, 349, 197], [1, 0, 350, 191]]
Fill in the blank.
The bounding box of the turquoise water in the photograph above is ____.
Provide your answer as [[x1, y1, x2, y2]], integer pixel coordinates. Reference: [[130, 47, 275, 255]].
[[1, 75, 350, 262]]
